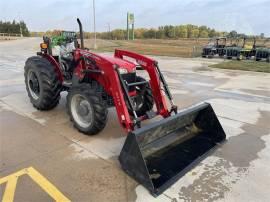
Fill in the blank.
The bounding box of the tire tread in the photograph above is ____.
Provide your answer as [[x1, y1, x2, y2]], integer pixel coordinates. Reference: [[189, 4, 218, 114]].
[[24, 56, 62, 110]]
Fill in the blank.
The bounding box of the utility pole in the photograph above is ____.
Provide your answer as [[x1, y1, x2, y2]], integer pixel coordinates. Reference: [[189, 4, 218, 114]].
[[127, 12, 129, 40], [19, 23, 23, 37], [17, 12, 23, 37], [93, 0, 97, 49], [108, 23, 111, 40]]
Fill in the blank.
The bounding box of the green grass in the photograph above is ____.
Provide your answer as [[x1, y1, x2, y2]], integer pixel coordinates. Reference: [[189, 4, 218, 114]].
[[84, 38, 270, 58], [84, 38, 207, 57], [211, 60, 270, 73]]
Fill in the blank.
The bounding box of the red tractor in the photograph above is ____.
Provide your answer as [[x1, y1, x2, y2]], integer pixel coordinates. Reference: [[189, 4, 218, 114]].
[[24, 19, 226, 196]]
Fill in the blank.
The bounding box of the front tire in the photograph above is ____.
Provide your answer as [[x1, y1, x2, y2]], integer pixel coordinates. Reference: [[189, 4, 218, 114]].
[[129, 76, 154, 117], [24, 56, 61, 110], [67, 83, 108, 135]]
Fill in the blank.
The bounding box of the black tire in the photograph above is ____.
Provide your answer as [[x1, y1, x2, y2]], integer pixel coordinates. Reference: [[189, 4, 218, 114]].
[[67, 83, 108, 135], [237, 53, 242, 61], [129, 76, 154, 117], [207, 53, 214, 59], [24, 56, 62, 110], [255, 57, 261, 61], [267, 55, 270, 63]]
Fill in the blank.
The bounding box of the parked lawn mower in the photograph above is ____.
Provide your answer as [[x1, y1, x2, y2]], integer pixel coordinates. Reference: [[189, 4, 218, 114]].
[[255, 38, 270, 62], [225, 37, 256, 60], [202, 37, 227, 58], [24, 19, 226, 196]]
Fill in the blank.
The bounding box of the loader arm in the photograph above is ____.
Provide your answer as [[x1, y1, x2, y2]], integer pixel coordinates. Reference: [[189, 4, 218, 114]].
[[72, 49, 136, 132], [114, 49, 171, 117]]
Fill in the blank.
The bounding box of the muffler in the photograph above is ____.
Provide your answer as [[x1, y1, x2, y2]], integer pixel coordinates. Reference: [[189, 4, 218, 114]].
[[119, 102, 226, 196]]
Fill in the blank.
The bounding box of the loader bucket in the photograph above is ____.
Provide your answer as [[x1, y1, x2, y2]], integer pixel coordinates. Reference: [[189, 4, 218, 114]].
[[119, 102, 226, 196]]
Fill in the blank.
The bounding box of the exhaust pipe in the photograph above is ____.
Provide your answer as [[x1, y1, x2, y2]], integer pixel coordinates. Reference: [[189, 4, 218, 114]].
[[77, 18, 84, 49]]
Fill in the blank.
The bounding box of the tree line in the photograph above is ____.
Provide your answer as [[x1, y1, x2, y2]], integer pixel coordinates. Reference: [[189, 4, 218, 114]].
[[30, 23, 261, 40], [0, 20, 30, 36], [96, 25, 227, 40], [100, 26, 261, 40]]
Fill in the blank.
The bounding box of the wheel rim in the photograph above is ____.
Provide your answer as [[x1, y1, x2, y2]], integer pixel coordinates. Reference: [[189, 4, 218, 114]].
[[70, 94, 94, 128], [133, 95, 144, 110], [27, 70, 40, 100]]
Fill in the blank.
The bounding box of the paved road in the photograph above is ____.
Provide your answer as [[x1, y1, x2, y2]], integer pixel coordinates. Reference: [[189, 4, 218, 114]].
[[0, 38, 270, 202]]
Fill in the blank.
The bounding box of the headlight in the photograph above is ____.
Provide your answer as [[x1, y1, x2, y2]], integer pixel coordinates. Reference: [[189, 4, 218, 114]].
[[118, 68, 128, 74], [40, 43, 48, 49]]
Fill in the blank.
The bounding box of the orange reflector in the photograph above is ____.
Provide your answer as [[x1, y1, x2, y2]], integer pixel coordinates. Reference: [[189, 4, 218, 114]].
[[40, 43, 48, 49]]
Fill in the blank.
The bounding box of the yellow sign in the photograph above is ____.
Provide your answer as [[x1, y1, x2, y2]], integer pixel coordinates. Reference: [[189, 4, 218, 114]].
[[0, 167, 70, 202]]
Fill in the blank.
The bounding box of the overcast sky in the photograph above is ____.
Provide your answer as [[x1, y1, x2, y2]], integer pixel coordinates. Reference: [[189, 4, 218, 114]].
[[0, 0, 269, 36]]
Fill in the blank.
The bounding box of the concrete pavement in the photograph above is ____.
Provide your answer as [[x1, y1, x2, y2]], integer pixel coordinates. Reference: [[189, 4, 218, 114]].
[[0, 38, 270, 202]]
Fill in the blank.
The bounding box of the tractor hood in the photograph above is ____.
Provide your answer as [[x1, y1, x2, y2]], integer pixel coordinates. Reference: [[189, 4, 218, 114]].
[[78, 50, 136, 74], [101, 54, 136, 73]]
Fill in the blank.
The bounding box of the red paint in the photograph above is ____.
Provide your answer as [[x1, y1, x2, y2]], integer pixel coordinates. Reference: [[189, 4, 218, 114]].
[[39, 49, 170, 132]]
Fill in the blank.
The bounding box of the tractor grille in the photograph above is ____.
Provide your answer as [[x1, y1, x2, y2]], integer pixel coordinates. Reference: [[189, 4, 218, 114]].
[[121, 72, 136, 84], [121, 72, 136, 92]]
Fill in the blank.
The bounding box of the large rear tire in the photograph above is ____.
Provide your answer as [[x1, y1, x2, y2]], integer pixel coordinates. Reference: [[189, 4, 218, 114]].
[[255, 57, 261, 61], [67, 83, 108, 135], [237, 53, 243, 61], [207, 52, 214, 59], [129, 76, 154, 117], [24, 56, 62, 110]]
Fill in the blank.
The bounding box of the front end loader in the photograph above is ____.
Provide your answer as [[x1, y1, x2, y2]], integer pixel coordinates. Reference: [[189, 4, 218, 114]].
[[202, 37, 227, 58], [255, 47, 270, 62], [24, 19, 226, 196], [255, 38, 270, 62], [225, 37, 256, 60]]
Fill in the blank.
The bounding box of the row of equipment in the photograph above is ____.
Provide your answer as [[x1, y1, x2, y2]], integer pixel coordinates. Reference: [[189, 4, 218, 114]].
[[202, 37, 270, 62]]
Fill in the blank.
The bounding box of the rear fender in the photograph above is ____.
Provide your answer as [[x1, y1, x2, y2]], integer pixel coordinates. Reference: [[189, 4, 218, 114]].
[[38, 53, 64, 83]]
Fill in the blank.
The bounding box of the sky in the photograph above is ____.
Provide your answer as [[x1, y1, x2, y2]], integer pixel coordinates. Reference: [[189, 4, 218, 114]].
[[0, 0, 269, 36]]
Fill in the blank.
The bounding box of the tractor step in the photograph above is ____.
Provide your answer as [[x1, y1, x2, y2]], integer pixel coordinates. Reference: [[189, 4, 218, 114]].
[[127, 80, 148, 87], [119, 102, 226, 196], [145, 110, 156, 119], [63, 80, 72, 88]]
